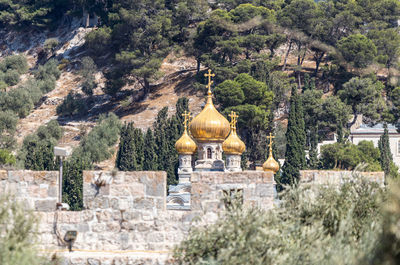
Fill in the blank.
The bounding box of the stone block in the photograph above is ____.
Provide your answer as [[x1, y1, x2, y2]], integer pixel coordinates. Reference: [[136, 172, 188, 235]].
[[83, 171, 95, 184], [138, 171, 166, 197], [146, 232, 164, 242], [35, 199, 56, 212], [7, 171, 21, 182], [0, 170, 7, 180], [133, 198, 154, 210], [48, 186, 58, 198], [255, 184, 274, 197], [77, 223, 90, 232], [87, 259, 100, 265], [106, 221, 121, 232], [122, 211, 141, 221]]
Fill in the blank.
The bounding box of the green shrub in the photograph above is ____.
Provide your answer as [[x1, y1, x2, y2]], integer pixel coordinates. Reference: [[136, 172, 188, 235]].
[[78, 113, 122, 163], [4, 69, 20, 86], [56, 92, 88, 116], [0, 88, 33, 118], [0, 110, 18, 149], [0, 194, 54, 265], [0, 80, 7, 91], [34, 59, 60, 81], [19, 120, 63, 171], [43, 38, 59, 52], [174, 176, 385, 264], [84, 27, 112, 55], [320, 141, 382, 171], [0, 55, 28, 74], [0, 149, 16, 166]]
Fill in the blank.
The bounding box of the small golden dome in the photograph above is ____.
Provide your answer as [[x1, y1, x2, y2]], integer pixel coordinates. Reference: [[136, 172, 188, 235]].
[[263, 150, 280, 174], [175, 127, 197, 154], [223, 112, 246, 155], [189, 70, 230, 142]]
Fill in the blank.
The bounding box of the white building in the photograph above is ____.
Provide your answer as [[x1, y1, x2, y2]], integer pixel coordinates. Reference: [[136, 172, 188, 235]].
[[349, 124, 400, 169]]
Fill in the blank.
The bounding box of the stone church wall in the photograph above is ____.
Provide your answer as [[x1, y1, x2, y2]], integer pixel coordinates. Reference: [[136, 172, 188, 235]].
[[0, 169, 275, 265], [300, 170, 385, 186]]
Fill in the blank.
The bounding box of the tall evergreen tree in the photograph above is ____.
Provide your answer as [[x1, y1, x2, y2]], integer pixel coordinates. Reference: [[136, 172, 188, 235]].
[[133, 128, 145, 170], [116, 123, 138, 171], [281, 88, 306, 186], [154, 107, 171, 171], [378, 123, 393, 179], [308, 125, 319, 169], [143, 128, 158, 170]]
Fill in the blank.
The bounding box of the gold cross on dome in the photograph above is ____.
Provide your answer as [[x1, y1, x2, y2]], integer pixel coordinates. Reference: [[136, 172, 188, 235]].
[[204, 69, 215, 94], [182, 110, 191, 129], [228, 111, 239, 129], [267, 132, 275, 149]]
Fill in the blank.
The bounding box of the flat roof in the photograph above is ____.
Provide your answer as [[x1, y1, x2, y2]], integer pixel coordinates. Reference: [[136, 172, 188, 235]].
[[351, 123, 400, 135]]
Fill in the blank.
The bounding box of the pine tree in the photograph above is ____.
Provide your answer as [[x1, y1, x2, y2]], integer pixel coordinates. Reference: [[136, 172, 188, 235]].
[[143, 128, 158, 170], [281, 88, 306, 186], [116, 123, 138, 171], [378, 123, 393, 179]]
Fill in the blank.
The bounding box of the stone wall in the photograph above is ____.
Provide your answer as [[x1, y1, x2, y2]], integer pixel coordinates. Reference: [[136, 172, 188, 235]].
[[300, 170, 385, 186], [0, 170, 275, 265], [0, 170, 58, 211], [191, 171, 276, 212]]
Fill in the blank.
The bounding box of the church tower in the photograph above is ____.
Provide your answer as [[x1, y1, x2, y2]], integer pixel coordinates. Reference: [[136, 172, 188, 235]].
[[189, 70, 230, 171], [222, 111, 246, 172], [175, 111, 197, 183]]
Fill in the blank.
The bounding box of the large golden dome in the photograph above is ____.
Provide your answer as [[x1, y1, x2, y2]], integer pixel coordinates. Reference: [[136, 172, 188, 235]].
[[175, 127, 197, 155], [223, 112, 246, 155], [263, 149, 280, 174], [189, 81, 230, 143]]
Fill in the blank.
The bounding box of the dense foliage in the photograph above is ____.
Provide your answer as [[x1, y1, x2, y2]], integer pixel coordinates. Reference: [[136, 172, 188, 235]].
[[18, 120, 63, 171], [320, 141, 382, 171], [116, 98, 189, 185], [0, 194, 57, 265], [63, 113, 122, 210], [174, 175, 397, 264]]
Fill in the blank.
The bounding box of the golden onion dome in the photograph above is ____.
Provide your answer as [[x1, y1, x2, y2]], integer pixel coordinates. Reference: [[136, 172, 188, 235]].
[[222, 112, 246, 155], [189, 91, 230, 142], [175, 127, 197, 155], [263, 149, 280, 174]]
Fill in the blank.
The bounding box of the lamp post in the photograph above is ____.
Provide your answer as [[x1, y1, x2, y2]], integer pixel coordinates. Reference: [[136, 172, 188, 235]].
[[54, 146, 71, 211]]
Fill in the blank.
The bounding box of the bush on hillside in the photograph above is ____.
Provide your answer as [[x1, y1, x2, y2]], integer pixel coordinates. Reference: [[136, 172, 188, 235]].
[[174, 176, 386, 264], [78, 113, 122, 163], [3, 70, 20, 86], [0, 149, 16, 166], [19, 120, 63, 171], [0, 55, 28, 74], [56, 92, 88, 117], [0, 110, 18, 149]]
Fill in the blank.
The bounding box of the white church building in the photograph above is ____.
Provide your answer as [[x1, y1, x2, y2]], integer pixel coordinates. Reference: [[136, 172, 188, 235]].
[[349, 123, 400, 169]]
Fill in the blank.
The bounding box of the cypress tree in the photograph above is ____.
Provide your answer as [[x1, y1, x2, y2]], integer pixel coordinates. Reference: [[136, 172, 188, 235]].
[[378, 123, 392, 179], [116, 123, 138, 171], [308, 125, 319, 169], [281, 88, 306, 186], [143, 128, 158, 170], [63, 152, 92, 211], [133, 128, 144, 170], [154, 107, 170, 171], [295, 90, 307, 168]]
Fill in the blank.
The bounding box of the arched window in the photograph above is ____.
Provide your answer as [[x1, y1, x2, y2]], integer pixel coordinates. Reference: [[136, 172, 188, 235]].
[[207, 148, 212, 159]]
